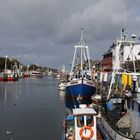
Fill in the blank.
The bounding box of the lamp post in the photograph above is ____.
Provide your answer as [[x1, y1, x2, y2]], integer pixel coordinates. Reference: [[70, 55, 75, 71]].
[[4, 55, 8, 73], [27, 65, 30, 73]]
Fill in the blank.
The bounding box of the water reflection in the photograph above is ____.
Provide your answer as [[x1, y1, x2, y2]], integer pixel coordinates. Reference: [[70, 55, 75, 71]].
[[0, 78, 65, 140], [64, 96, 92, 109], [58, 90, 65, 100], [0, 81, 22, 110], [58, 91, 93, 116], [57, 88, 93, 113]]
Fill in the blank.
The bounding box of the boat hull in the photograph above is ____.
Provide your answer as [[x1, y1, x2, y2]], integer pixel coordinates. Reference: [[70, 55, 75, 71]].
[[0, 77, 7, 81], [99, 116, 132, 140], [66, 79, 96, 98]]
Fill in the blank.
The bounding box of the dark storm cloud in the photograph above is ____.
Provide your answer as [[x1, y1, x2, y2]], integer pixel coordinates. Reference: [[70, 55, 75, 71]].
[[0, 0, 140, 68]]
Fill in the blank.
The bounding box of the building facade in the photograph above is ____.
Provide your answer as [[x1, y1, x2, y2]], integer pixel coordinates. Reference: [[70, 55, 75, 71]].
[[100, 41, 140, 72]]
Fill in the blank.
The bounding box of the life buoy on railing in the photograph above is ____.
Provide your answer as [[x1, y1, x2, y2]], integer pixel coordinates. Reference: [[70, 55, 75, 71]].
[[79, 126, 94, 139]]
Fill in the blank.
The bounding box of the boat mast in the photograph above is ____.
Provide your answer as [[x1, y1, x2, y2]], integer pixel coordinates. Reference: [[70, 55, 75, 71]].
[[87, 46, 92, 76], [70, 46, 77, 80], [79, 28, 85, 74], [107, 28, 127, 100], [70, 28, 92, 80], [130, 33, 137, 73]]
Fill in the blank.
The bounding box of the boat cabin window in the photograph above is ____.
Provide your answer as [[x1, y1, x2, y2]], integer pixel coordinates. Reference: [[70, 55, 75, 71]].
[[86, 115, 94, 127], [77, 116, 84, 127]]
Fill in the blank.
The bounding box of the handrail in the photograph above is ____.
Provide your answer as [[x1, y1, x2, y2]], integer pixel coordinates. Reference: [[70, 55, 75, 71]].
[[134, 132, 140, 139], [101, 109, 135, 139]]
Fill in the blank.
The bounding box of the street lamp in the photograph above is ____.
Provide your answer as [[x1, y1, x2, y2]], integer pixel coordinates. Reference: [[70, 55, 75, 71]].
[[27, 65, 30, 72], [5, 55, 8, 73]]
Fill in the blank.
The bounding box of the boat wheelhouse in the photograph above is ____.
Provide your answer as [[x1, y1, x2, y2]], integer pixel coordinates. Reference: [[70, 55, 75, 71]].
[[63, 104, 104, 140]]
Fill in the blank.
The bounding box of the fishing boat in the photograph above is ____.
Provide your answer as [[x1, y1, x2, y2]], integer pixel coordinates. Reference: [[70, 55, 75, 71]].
[[23, 72, 30, 78], [62, 104, 104, 140], [65, 29, 96, 98], [7, 72, 18, 81], [23, 65, 30, 78], [0, 72, 7, 81], [99, 28, 140, 139]]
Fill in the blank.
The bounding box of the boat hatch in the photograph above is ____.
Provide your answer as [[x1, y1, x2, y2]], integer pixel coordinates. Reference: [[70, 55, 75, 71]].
[[73, 108, 97, 115]]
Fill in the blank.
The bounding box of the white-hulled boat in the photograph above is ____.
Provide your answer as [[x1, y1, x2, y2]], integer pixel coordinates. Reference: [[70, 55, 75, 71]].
[[30, 71, 43, 78], [58, 81, 66, 91]]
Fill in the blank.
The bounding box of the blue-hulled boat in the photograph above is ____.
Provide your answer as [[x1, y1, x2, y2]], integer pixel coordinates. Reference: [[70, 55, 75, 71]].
[[66, 29, 96, 98]]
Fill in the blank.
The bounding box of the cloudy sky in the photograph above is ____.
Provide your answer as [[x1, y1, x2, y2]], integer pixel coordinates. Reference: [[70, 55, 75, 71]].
[[0, 0, 140, 69]]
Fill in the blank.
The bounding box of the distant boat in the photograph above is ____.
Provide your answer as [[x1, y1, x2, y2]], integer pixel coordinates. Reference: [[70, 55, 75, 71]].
[[58, 81, 66, 91], [0, 56, 18, 81], [58, 64, 68, 91], [30, 71, 43, 78], [65, 29, 96, 98], [48, 70, 53, 76], [0, 72, 7, 81], [59, 64, 68, 81], [0, 70, 18, 81], [7, 72, 18, 81], [23, 72, 30, 78]]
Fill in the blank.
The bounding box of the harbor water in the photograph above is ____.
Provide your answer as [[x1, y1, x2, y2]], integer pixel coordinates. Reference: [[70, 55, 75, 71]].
[[0, 77, 66, 140]]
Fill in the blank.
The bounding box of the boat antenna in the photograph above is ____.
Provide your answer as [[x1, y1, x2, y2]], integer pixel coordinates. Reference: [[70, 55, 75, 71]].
[[79, 28, 84, 75], [131, 33, 137, 73], [79, 28, 85, 46], [121, 13, 127, 41]]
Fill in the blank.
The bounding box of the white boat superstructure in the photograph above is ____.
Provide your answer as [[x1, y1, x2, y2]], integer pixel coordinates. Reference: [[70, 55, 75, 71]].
[[73, 105, 97, 140], [30, 71, 43, 78], [64, 104, 99, 140]]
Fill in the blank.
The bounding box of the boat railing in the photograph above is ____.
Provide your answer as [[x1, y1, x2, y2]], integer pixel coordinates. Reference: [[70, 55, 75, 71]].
[[101, 108, 136, 139], [134, 132, 140, 139]]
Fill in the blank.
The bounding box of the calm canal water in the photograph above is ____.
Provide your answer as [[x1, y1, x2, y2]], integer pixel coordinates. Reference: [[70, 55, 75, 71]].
[[0, 77, 66, 140]]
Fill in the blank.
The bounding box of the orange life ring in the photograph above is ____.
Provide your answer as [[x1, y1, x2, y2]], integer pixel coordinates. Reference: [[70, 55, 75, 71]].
[[79, 126, 94, 139]]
